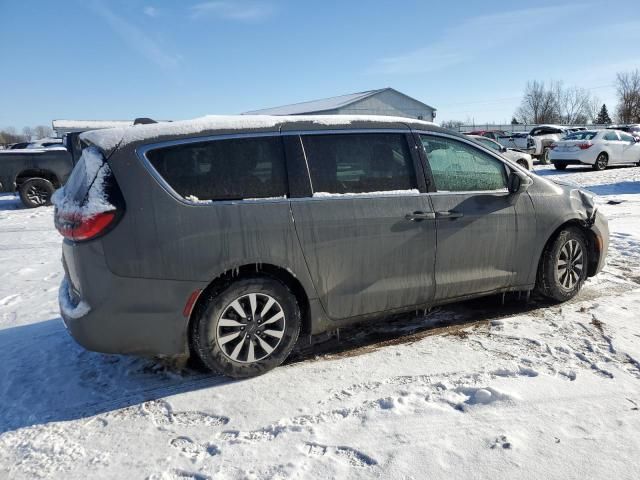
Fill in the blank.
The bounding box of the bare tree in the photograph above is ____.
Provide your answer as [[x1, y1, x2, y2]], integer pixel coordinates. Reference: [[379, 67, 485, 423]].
[[587, 95, 602, 123], [33, 125, 53, 139], [22, 126, 33, 141], [557, 85, 591, 124], [616, 69, 640, 123], [515, 81, 559, 124]]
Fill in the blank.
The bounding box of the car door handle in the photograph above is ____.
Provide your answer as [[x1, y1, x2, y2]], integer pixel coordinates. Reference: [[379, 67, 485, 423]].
[[435, 210, 464, 219], [405, 211, 436, 221]]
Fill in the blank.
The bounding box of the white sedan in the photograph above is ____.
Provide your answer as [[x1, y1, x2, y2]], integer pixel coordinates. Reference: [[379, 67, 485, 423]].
[[549, 130, 640, 171], [466, 135, 533, 170]]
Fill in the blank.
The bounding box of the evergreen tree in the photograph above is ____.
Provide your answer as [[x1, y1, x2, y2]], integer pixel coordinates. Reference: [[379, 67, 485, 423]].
[[511, 117, 520, 125], [595, 104, 612, 124]]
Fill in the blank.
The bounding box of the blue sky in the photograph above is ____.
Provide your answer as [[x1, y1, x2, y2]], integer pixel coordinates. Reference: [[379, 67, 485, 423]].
[[1, 0, 638, 128]]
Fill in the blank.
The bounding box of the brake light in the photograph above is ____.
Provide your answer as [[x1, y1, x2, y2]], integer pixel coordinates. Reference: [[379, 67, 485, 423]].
[[578, 142, 593, 150], [55, 210, 117, 241]]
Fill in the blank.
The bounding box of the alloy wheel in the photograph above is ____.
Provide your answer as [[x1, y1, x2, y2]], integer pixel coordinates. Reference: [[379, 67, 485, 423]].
[[26, 185, 50, 205], [215, 293, 286, 363], [556, 239, 584, 290]]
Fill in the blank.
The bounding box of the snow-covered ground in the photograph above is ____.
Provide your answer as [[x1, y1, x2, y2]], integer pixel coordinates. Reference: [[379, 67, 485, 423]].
[[1, 165, 639, 479]]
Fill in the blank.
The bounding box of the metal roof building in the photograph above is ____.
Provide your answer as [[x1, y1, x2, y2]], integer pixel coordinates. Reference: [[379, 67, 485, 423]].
[[244, 87, 437, 121]]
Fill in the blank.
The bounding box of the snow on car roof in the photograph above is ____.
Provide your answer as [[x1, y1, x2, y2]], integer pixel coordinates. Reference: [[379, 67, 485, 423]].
[[80, 114, 437, 151]]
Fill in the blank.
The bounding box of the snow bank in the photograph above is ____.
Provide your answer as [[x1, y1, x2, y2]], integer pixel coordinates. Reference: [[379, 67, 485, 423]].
[[51, 147, 114, 218], [80, 115, 437, 151]]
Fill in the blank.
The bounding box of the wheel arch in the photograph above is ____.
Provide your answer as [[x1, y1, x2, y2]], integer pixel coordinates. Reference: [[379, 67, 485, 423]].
[[187, 263, 312, 353], [537, 219, 601, 280], [15, 169, 61, 188]]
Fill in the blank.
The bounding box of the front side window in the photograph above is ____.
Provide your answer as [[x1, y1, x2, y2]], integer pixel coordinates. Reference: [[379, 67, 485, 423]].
[[301, 133, 417, 195], [146, 136, 288, 201], [420, 135, 507, 192]]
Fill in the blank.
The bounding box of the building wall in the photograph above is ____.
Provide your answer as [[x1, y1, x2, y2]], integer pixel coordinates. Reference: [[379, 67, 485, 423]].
[[333, 90, 435, 121]]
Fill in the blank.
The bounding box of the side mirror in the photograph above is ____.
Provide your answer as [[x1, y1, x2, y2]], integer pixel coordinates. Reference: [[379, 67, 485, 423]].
[[500, 145, 508, 153], [508, 170, 533, 194], [634, 136, 640, 143]]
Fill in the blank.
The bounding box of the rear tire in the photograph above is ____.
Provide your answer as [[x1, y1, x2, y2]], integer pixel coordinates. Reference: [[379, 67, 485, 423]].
[[191, 277, 301, 378], [536, 227, 589, 302], [553, 162, 567, 170], [18, 178, 54, 208], [540, 147, 551, 165], [592, 153, 608, 171]]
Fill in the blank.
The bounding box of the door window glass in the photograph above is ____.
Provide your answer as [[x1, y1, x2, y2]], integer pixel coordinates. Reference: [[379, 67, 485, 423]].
[[420, 135, 507, 192], [301, 133, 417, 194], [603, 131, 619, 141]]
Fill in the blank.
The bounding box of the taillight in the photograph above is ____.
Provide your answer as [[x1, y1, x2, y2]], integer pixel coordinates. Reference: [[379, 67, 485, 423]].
[[578, 142, 593, 150], [55, 210, 117, 241], [549, 143, 557, 149]]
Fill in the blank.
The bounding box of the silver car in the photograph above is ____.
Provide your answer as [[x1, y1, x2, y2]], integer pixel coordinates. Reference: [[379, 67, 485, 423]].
[[54, 115, 609, 378]]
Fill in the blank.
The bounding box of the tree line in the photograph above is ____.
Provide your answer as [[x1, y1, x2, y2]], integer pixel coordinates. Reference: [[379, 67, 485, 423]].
[[514, 69, 640, 125], [0, 125, 54, 146]]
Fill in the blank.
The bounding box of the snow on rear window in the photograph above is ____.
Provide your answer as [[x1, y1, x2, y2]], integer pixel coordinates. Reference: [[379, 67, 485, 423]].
[[51, 146, 114, 217]]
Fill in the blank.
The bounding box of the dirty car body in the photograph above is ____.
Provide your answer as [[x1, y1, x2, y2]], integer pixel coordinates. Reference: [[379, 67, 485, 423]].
[[54, 115, 609, 377]]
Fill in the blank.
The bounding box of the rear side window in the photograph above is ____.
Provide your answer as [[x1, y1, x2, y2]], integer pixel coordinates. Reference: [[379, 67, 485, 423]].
[[420, 135, 507, 192], [603, 131, 619, 141], [146, 136, 288, 201], [301, 133, 417, 194]]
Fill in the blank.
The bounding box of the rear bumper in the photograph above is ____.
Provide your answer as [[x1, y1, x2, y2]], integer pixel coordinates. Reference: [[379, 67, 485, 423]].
[[60, 240, 207, 357], [549, 151, 596, 165]]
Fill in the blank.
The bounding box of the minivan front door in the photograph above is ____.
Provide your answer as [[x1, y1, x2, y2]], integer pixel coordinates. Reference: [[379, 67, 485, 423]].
[[290, 132, 437, 320], [419, 134, 518, 301]]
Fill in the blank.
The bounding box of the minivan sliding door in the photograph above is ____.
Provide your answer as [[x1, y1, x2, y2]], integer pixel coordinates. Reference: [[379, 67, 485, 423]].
[[289, 131, 437, 320]]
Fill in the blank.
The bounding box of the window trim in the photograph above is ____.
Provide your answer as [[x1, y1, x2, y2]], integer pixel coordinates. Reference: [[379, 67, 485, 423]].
[[137, 132, 291, 206], [414, 130, 512, 194]]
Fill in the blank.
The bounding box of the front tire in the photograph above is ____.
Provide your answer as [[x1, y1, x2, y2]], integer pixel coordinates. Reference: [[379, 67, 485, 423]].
[[517, 159, 530, 170], [536, 227, 589, 302], [593, 153, 608, 171], [191, 277, 301, 378], [18, 178, 54, 208]]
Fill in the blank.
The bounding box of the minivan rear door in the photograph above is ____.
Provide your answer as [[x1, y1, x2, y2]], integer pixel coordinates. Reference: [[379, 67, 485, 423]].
[[289, 131, 437, 321]]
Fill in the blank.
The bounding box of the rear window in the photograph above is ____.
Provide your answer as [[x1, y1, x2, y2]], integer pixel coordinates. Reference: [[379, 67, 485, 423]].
[[146, 136, 288, 201], [564, 131, 598, 141], [301, 133, 417, 195]]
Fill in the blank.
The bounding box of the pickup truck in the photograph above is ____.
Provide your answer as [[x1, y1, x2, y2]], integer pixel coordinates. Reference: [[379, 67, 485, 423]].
[[0, 132, 83, 208]]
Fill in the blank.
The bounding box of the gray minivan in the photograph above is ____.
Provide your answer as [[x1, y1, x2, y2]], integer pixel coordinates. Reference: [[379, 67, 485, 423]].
[[54, 115, 609, 378]]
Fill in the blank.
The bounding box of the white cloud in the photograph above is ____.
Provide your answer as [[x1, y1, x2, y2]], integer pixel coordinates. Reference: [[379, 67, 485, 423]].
[[143, 6, 158, 17], [370, 6, 576, 75], [190, 1, 274, 21], [88, 0, 179, 69]]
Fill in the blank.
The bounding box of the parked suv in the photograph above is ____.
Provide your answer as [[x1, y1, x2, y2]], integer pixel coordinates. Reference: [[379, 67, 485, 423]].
[[55, 115, 609, 378]]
